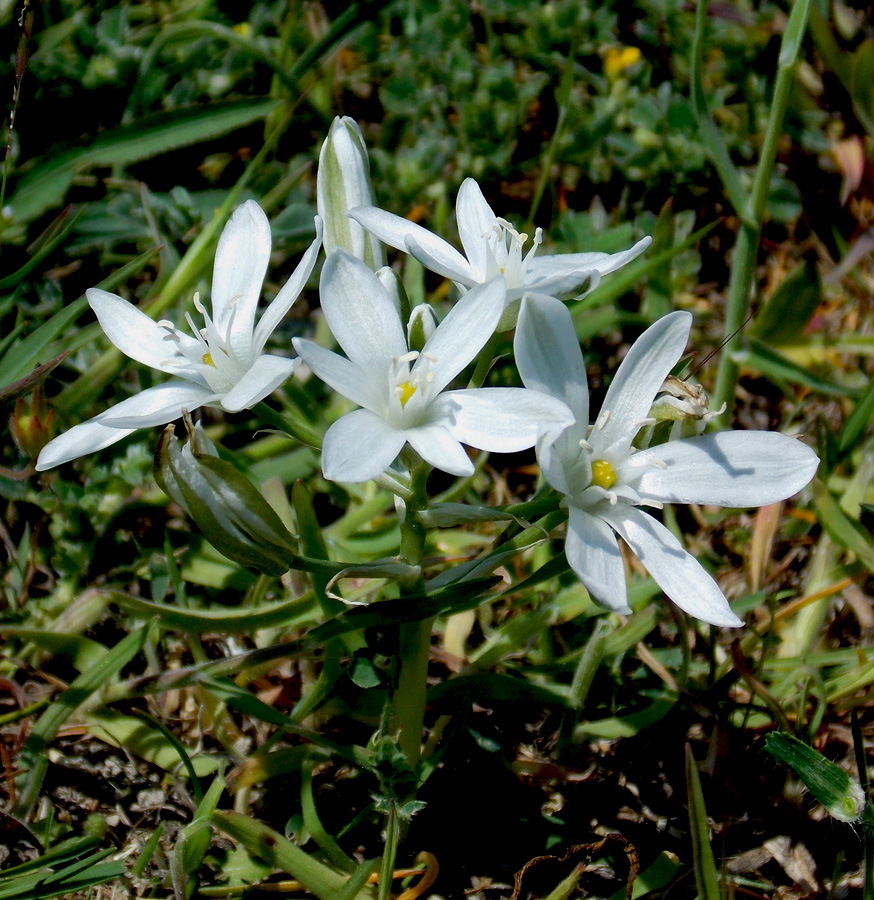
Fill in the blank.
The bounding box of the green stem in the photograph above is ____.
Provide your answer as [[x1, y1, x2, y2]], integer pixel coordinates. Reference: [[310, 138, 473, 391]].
[[252, 402, 323, 450], [378, 802, 400, 900], [468, 333, 500, 389], [709, 0, 812, 426], [391, 463, 430, 769]]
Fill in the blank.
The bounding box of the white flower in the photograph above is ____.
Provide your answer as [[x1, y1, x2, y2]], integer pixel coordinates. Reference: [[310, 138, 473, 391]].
[[36, 201, 322, 470], [317, 116, 385, 270], [293, 250, 574, 483], [348, 177, 651, 328], [514, 296, 820, 627]]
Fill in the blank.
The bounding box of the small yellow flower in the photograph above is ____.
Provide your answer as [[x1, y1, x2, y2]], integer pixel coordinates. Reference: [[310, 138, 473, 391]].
[[604, 46, 642, 78]]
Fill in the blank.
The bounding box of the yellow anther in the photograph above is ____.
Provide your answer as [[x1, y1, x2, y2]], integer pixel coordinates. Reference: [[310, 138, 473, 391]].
[[591, 459, 617, 490], [398, 381, 417, 407], [202, 352, 215, 367]]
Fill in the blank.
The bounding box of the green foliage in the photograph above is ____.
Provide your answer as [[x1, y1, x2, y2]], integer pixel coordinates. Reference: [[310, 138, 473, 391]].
[[2, 1, 873, 898]]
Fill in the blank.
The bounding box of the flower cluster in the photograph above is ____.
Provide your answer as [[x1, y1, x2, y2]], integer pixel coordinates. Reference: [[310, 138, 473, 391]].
[[35, 117, 819, 626]]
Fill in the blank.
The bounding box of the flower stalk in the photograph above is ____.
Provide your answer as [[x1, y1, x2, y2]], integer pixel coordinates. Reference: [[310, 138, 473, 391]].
[[698, 0, 813, 425]]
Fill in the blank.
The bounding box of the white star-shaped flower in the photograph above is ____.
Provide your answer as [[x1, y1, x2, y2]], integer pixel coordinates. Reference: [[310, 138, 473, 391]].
[[349, 177, 651, 327], [515, 295, 820, 627], [37, 201, 322, 470], [293, 250, 573, 483]]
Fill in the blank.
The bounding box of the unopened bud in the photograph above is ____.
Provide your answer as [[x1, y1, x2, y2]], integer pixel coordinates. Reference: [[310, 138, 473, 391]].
[[155, 415, 297, 576], [765, 732, 868, 824], [11, 386, 55, 459], [317, 116, 386, 269], [407, 304, 437, 352]]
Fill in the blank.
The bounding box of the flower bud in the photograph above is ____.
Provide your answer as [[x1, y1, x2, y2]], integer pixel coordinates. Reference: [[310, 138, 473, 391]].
[[11, 386, 55, 460], [406, 304, 437, 352], [766, 732, 868, 824], [317, 116, 386, 269], [155, 415, 297, 576]]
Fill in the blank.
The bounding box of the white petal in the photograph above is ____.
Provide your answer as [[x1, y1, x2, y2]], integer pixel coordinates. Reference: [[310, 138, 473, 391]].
[[406, 423, 474, 476], [87, 289, 197, 376], [455, 178, 498, 282], [597, 311, 691, 452], [626, 431, 819, 507], [600, 504, 743, 627], [349, 206, 473, 283], [319, 250, 407, 376], [211, 200, 271, 355], [36, 419, 139, 470], [317, 118, 385, 268], [96, 381, 218, 428], [418, 278, 505, 393], [515, 294, 589, 424], [525, 237, 652, 296], [252, 217, 323, 355], [437, 388, 573, 452], [221, 354, 300, 412], [321, 408, 406, 483], [566, 506, 631, 613], [292, 337, 383, 413]]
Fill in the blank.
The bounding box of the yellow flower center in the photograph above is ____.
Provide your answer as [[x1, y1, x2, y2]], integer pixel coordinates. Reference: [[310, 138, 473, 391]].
[[202, 352, 215, 367], [591, 459, 617, 490], [398, 381, 417, 407]]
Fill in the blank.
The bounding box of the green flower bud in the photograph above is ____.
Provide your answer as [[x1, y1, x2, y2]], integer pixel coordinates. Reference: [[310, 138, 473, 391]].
[[155, 415, 297, 576], [765, 732, 868, 824], [406, 304, 437, 352], [11, 387, 55, 460], [317, 116, 386, 269]]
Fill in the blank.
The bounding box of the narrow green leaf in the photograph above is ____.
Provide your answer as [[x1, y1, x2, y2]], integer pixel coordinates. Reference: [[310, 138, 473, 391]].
[[607, 851, 680, 900], [173, 774, 226, 899], [212, 811, 373, 900], [110, 590, 322, 634], [690, 0, 749, 218], [11, 99, 281, 222], [733, 339, 858, 398], [851, 40, 874, 136], [14, 621, 154, 817], [293, 481, 346, 618], [576, 690, 678, 740], [85, 709, 219, 777], [544, 864, 585, 900], [685, 744, 722, 900], [302, 762, 356, 873], [812, 479, 874, 574], [0, 206, 81, 292], [302, 576, 502, 648], [838, 374, 874, 456], [749, 254, 821, 345], [0, 244, 160, 390]]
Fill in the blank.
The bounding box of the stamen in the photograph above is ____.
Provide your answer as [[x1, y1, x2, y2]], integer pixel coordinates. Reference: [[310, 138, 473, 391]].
[[594, 410, 611, 430], [578, 438, 593, 451], [650, 457, 668, 470], [398, 350, 419, 365]]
